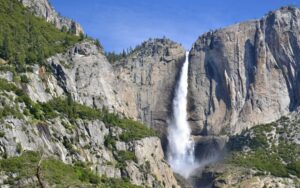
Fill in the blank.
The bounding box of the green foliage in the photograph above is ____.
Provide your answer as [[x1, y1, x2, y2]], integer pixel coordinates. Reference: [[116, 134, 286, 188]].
[[0, 64, 17, 76], [118, 119, 157, 142], [20, 75, 29, 83], [0, 78, 156, 142], [229, 149, 289, 177], [0, 78, 20, 92], [16, 143, 22, 154], [105, 52, 124, 63], [0, 0, 79, 71], [0, 151, 40, 179], [277, 141, 299, 163], [0, 79, 100, 120], [0, 79, 41, 119], [43, 99, 157, 141], [228, 118, 300, 178], [102, 110, 157, 142], [0, 151, 140, 187], [117, 151, 137, 162], [99, 177, 142, 188], [61, 25, 68, 33], [0, 131, 4, 137], [287, 160, 300, 177], [104, 47, 133, 63], [44, 159, 142, 187], [104, 135, 116, 149], [250, 123, 274, 148], [62, 136, 77, 155], [42, 96, 102, 120], [114, 151, 137, 169], [0, 105, 23, 119], [94, 39, 103, 49], [41, 158, 100, 186], [79, 32, 85, 41]]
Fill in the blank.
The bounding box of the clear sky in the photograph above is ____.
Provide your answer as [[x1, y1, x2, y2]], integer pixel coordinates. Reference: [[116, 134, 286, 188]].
[[49, 0, 300, 52]]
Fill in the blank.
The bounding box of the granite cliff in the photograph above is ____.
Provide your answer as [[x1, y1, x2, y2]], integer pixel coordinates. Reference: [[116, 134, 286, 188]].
[[113, 39, 185, 136], [45, 39, 185, 132], [20, 0, 84, 35], [189, 6, 300, 135]]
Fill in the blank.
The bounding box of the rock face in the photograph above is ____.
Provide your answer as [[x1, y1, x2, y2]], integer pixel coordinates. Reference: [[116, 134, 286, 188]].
[[188, 6, 300, 135], [20, 0, 84, 35], [128, 137, 179, 187], [0, 107, 178, 187], [48, 41, 128, 114], [114, 39, 186, 135], [0, 118, 178, 187], [46, 39, 185, 135]]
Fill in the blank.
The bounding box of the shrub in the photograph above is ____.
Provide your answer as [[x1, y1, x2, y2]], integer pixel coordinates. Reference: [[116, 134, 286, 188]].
[[229, 149, 289, 177], [114, 150, 137, 169], [287, 160, 300, 177], [118, 119, 157, 142], [102, 110, 157, 142], [41, 159, 100, 186], [100, 177, 142, 188], [0, 151, 40, 179], [0, 105, 23, 119], [104, 135, 116, 149], [20, 75, 29, 83], [16, 143, 22, 154]]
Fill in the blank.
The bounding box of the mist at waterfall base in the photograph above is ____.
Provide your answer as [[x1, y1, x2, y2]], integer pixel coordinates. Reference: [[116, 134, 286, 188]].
[[167, 52, 199, 178]]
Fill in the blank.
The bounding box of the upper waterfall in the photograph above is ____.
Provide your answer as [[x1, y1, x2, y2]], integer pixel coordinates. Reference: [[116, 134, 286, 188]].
[[167, 51, 197, 178]]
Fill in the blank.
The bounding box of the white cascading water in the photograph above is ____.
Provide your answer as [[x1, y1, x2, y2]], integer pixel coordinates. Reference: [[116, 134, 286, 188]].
[[168, 51, 197, 178]]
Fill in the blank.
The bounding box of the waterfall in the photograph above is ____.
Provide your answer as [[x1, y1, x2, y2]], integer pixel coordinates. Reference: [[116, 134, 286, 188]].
[[167, 51, 197, 178]]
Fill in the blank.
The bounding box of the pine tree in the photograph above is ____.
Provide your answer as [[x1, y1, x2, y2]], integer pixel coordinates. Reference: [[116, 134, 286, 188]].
[[79, 32, 85, 41], [1, 35, 12, 60], [95, 39, 102, 49], [122, 49, 126, 58]]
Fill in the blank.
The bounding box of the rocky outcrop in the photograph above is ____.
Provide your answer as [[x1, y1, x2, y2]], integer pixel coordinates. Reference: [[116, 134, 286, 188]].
[[199, 164, 298, 188], [188, 6, 300, 135], [0, 117, 178, 187], [114, 38, 186, 135], [25, 65, 65, 103], [128, 137, 179, 187], [20, 0, 84, 35], [0, 92, 178, 187], [48, 41, 128, 114], [46, 39, 185, 136]]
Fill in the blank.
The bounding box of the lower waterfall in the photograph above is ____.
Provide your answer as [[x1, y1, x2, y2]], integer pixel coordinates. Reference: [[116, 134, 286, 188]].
[[167, 51, 197, 178]]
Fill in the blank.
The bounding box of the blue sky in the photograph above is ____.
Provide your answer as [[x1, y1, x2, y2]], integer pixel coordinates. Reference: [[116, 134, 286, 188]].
[[49, 0, 300, 52]]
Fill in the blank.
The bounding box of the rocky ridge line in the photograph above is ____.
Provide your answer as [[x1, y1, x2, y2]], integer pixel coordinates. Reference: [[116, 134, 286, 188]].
[[19, 0, 84, 35]]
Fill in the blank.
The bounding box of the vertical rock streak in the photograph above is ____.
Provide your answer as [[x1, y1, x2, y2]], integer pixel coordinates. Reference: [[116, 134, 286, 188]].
[[168, 51, 196, 178]]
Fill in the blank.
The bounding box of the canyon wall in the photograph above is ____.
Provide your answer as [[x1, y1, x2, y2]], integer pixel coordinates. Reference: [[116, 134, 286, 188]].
[[113, 39, 185, 134], [188, 7, 300, 135]]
